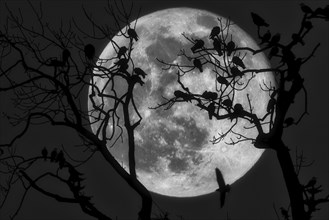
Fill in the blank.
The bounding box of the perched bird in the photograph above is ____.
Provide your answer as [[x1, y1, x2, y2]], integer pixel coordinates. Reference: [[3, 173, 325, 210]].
[[300, 3, 313, 14], [209, 26, 221, 39], [84, 44, 95, 60], [115, 58, 129, 72], [41, 147, 48, 161], [270, 33, 281, 45], [230, 66, 243, 78], [232, 56, 246, 69], [216, 75, 229, 85], [260, 31, 271, 45], [268, 46, 279, 60], [50, 148, 57, 162], [233, 103, 244, 114], [131, 75, 144, 86], [193, 58, 203, 72], [251, 12, 269, 27], [266, 98, 276, 113], [207, 102, 216, 120], [62, 49, 70, 64], [133, 68, 147, 78], [303, 21, 313, 30], [117, 46, 127, 59], [213, 38, 223, 56], [56, 150, 65, 169], [280, 207, 290, 220], [128, 28, 139, 41], [215, 168, 230, 208], [305, 177, 317, 188], [174, 90, 192, 102], [222, 99, 232, 108], [226, 40, 235, 56], [202, 91, 218, 100], [284, 117, 294, 127], [291, 33, 305, 45], [191, 39, 204, 53]]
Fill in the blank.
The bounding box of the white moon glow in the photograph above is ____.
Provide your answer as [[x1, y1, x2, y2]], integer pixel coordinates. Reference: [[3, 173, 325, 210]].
[[88, 8, 274, 197]]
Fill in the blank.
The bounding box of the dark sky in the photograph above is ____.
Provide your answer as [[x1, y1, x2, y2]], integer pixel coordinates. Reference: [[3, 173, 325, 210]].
[[0, 0, 328, 220]]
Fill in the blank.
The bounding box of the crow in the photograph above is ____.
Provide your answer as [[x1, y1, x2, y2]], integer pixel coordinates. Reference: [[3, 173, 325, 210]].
[[50, 148, 57, 162], [216, 75, 229, 85], [207, 102, 216, 120], [191, 39, 204, 53], [226, 40, 235, 56], [230, 66, 243, 78], [233, 103, 244, 114], [128, 28, 139, 41], [117, 46, 127, 59], [251, 12, 269, 27], [174, 90, 192, 102], [202, 91, 218, 100], [134, 68, 147, 78], [41, 147, 48, 161], [209, 26, 221, 39], [260, 31, 271, 45], [84, 44, 95, 60], [193, 58, 203, 72], [213, 38, 223, 56], [232, 56, 246, 69], [215, 168, 230, 208]]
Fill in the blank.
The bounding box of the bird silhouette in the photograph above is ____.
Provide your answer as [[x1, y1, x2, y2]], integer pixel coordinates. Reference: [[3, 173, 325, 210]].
[[41, 147, 48, 161], [202, 91, 218, 100], [128, 28, 139, 41], [280, 207, 290, 220], [233, 103, 244, 114], [283, 117, 294, 127], [209, 26, 221, 39], [62, 49, 70, 65], [226, 40, 235, 56], [232, 56, 246, 69], [191, 39, 204, 53], [303, 21, 313, 30], [117, 46, 127, 59], [131, 75, 144, 86], [260, 31, 271, 45], [216, 75, 229, 85], [193, 58, 203, 72], [115, 58, 129, 72], [215, 168, 230, 208], [50, 148, 57, 162], [222, 99, 232, 108], [268, 46, 279, 60], [134, 68, 147, 78], [84, 44, 95, 60], [230, 66, 243, 77], [305, 177, 317, 188], [300, 3, 313, 14], [207, 102, 216, 120], [291, 33, 305, 45], [56, 150, 65, 169], [251, 12, 269, 27], [270, 33, 281, 45], [174, 90, 192, 102], [213, 38, 223, 56]]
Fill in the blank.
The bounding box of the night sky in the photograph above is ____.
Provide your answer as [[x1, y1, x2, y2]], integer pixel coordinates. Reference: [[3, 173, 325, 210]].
[[0, 0, 328, 220]]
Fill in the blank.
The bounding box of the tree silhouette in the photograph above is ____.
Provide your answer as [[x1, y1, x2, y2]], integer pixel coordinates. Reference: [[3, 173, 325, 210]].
[[153, 4, 329, 220], [0, 1, 155, 219], [0, 1, 328, 220]]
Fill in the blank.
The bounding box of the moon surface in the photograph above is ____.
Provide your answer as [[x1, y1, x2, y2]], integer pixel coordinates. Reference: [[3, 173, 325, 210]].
[[88, 8, 274, 197]]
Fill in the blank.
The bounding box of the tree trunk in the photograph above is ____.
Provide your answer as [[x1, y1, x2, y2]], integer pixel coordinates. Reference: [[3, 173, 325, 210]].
[[276, 142, 306, 220]]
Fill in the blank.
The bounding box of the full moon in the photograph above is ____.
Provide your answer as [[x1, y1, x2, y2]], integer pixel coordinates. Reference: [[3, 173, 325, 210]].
[[88, 8, 274, 197]]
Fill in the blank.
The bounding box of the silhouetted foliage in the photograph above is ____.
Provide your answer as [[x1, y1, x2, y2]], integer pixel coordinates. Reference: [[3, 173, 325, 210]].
[[153, 3, 329, 220]]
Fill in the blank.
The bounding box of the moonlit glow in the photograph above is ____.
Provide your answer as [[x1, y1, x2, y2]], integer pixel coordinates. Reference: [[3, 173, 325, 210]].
[[88, 8, 275, 197]]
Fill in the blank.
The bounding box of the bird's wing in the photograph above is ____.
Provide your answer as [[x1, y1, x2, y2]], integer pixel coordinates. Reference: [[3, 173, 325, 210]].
[[215, 168, 225, 188], [220, 191, 226, 208]]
